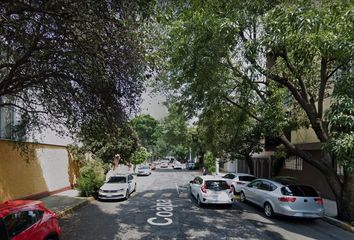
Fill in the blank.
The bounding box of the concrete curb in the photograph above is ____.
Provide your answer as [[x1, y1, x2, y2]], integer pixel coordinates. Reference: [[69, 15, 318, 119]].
[[57, 197, 94, 218], [323, 216, 354, 233]]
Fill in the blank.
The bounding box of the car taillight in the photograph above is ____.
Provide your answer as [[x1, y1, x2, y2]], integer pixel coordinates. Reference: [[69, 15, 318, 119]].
[[201, 184, 207, 193], [314, 198, 324, 205], [278, 197, 297, 202]]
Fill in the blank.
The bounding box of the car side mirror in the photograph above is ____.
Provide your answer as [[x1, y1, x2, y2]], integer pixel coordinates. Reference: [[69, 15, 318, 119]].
[[189, 180, 194, 184]]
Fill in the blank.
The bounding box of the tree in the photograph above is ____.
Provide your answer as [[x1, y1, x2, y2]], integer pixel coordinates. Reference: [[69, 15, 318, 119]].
[[151, 0, 354, 221], [0, 0, 149, 140], [131, 114, 160, 151], [130, 147, 150, 172], [78, 116, 139, 165], [198, 105, 263, 175]]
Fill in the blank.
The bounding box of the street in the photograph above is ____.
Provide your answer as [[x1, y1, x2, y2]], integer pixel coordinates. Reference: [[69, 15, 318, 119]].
[[60, 169, 354, 240]]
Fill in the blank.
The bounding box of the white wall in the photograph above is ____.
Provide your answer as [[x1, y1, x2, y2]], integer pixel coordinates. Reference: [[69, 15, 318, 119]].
[[36, 147, 70, 191]]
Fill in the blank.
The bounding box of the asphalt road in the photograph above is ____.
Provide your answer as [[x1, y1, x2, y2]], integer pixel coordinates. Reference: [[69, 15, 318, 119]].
[[59, 168, 354, 240]]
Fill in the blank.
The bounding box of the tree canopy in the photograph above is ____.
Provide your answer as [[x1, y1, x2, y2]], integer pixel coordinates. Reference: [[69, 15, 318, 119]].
[[0, 0, 151, 140]]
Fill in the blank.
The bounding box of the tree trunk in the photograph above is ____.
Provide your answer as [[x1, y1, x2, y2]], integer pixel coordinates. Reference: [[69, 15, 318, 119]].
[[340, 171, 354, 221], [245, 155, 254, 175]]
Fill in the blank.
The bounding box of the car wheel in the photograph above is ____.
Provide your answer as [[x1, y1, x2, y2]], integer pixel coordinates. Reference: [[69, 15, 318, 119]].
[[125, 190, 130, 200], [231, 186, 236, 195], [134, 183, 137, 192], [240, 191, 246, 202], [45, 235, 59, 240], [197, 195, 203, 207], [264, 203, 275, 218]]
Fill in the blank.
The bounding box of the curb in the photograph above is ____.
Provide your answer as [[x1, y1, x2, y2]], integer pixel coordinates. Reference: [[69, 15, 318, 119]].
[[57, 197, 94, 218], [322, 216, 354, 233]]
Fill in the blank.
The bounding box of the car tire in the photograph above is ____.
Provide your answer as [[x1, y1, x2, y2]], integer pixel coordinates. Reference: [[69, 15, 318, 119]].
[[197, 195, 203, 207], [231, 186, 236, 195], [134, 183, 137, 192], [45, 234, 59, 240], [240, 191, 246, 202], [125, 190, 130, 200], [264, 202, 275, 218]]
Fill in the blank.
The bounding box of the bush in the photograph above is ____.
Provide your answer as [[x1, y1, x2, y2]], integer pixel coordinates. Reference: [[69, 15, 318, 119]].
[[204, 151, 216, 173], [77, 160, 105, 197]]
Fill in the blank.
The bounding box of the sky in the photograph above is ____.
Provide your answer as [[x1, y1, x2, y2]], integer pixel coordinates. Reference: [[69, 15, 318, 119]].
[[140, 87, 168, 121]]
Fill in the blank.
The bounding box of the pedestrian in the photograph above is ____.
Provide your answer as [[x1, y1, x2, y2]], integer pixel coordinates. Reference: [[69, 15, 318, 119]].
[[202, 167, 207, 175]]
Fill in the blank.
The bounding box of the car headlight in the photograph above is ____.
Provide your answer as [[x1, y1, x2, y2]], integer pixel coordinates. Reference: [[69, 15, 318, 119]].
[[99, 189, 104, 193]]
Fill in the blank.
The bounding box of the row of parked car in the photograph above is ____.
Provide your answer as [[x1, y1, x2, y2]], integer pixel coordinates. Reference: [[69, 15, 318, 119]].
[[189, 173, 325, 219]]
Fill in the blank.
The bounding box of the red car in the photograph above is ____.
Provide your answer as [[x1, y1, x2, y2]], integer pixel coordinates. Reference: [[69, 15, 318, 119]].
[[0, 200, 61, 240]]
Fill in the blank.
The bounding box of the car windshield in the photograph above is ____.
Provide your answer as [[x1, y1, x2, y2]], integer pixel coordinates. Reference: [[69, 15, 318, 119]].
[[239, 176, 256, 182], [205, 180, 229, 191], [107, 176, 127, 183], [281, 185, 319, 197]]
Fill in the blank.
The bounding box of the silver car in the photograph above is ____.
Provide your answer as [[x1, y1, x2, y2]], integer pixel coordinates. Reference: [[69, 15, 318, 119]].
[[137, 165, 151, 176], [240, 179, 324, 218], [98, 174, 136, 200], [222, 173, 256, 194]]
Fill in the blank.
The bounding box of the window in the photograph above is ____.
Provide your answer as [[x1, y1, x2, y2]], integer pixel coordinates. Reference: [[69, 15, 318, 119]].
[[284, 156, 303, 171], [205, 181, 229, 191], [4, 210, 40, 238], [281, 185, 319, 197], [247, 180, 262, 189], [239, 176, 256, 182], [259, 181, 276, 191], [0, 218, 8, 240], [107, 176, 127, 183], [223, 174, 234, 179]]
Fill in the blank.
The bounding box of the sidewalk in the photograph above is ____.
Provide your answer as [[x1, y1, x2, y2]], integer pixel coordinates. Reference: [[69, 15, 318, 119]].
[[40, 189, 93, 218]]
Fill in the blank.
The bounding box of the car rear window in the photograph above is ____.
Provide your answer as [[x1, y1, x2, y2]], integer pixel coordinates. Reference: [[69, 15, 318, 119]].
[[107, 176, 127, 183], [281, 185, 319, 197], [205, 180, 229, 191], [239, 176, 256, 182]]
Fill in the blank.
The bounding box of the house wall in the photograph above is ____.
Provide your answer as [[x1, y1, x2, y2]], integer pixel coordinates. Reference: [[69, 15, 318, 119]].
[[0, 140, 78, 203], [278, 150, 335, 200]]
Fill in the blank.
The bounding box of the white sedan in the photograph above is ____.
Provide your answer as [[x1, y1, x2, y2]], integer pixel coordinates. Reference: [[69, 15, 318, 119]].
[[222, 173, 256, 194], [189, 175, 234, 207], [98, 174, 136, 200]]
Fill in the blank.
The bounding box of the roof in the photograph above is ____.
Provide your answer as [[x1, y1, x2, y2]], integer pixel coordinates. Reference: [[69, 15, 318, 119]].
[[225, 173, 255, 177], [197, 175, 226, 181], [0, 200, 44, 218]]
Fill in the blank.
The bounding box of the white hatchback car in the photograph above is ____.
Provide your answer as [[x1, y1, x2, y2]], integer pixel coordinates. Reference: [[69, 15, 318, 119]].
[[98, 174, 136, 200], [222, 173, 256, 194], [189, 175, 234, 207]]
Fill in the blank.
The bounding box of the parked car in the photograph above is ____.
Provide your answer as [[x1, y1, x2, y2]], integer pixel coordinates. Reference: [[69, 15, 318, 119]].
[[0, 200, 61, 240], [189, 175, 234, 207], [172, 161, 182, 169], [160, 162, 168, 168], [137, 165, 151, 176], [186, 162, 196, 170], [149, 163, 156, 170], [98, 174, 136, 200], [222, 173, 256, 194], [240, 178, 325, 218]]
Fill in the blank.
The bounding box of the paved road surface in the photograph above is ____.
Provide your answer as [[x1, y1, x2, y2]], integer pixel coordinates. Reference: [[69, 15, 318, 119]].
[[59, 168, 354, 240]]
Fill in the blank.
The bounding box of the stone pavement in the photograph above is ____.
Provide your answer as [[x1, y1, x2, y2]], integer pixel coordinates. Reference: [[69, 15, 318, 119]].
[[40, 189, 93, 218]]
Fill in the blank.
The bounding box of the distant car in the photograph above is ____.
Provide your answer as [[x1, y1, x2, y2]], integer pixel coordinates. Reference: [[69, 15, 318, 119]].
[[240, 179, 325, 218], [160, 162, 168, 168], [99, 174, 136, 200], [189, 175, 234, 207], [222, 173, 256, 194], [172, 161, 182, 169], [137, 165, 151, 176], [0, 200, 61, 240], [186, 162, 196, 170], [150, 163, 156, 170]]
